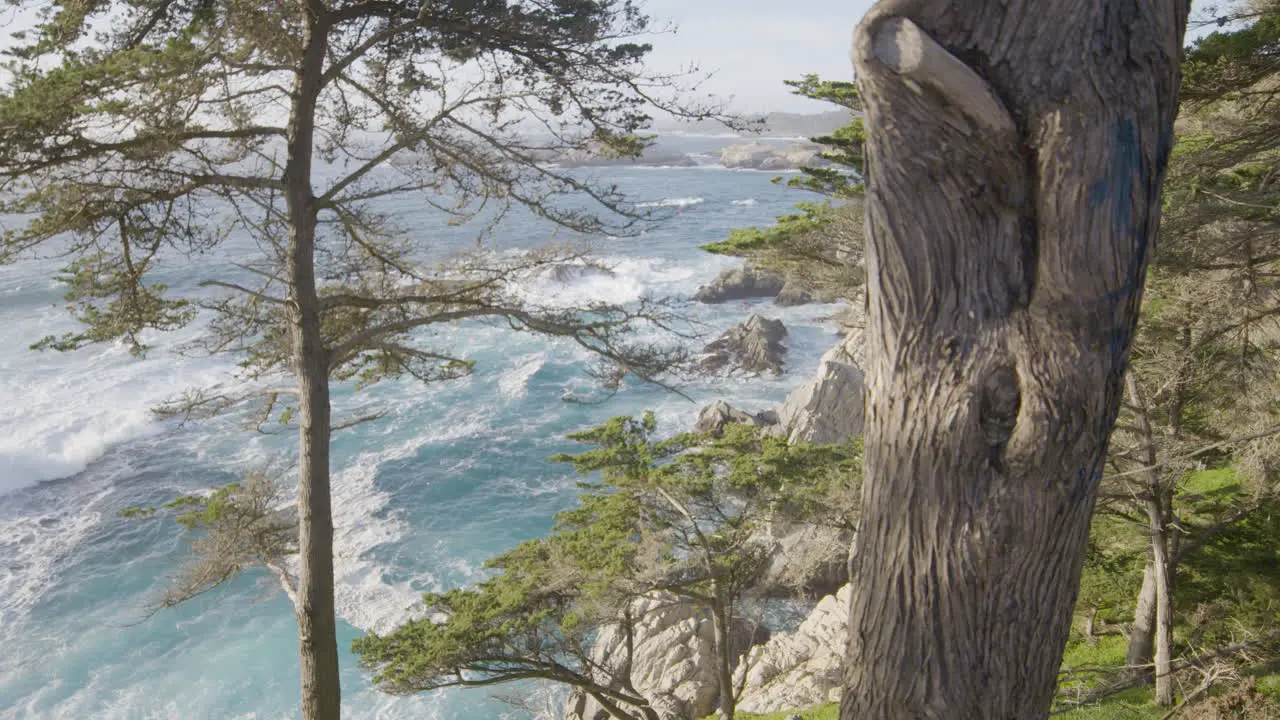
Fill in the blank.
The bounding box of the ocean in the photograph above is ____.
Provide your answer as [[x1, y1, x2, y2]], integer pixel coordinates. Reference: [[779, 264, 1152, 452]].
[[0, 135, 844, 719]]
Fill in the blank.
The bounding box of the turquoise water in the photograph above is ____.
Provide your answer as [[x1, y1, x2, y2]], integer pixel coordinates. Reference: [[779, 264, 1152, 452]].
[[0, 140, 843, 719]]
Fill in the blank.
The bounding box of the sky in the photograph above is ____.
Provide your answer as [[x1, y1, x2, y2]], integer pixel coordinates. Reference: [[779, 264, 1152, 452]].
[[641, 0, 876, 113], [643, 0, 1226, 113], [0, 0, 1241, 115]]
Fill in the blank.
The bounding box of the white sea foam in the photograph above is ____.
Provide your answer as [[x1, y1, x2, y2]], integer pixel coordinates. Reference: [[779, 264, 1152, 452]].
[[0, 302, 238, 495], [497, 352, 546, 400], [0, 501, 106, 634], [732, 198, 758, 206], [511, 254, 701, 309], [346, 689, 448, 720], [326, 408, 493, 636], [636, 196, 704, 208]]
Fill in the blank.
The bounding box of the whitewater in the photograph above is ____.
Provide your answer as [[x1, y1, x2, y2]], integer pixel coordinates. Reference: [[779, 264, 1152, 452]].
[[0, 137, 844, 719]]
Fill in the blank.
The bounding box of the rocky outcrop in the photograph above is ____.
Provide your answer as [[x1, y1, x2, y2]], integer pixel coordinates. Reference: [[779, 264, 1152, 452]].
[[823, 303, 864, 332], [692, 266, 786, 303], [693, 265, 842, 307], [756, 522, 850, 599], [734, 585, 851, 714], [694, 401, 777, 436], [767, 330, 864, 444], [776, 278, 843, 307], [565, 313, 868, 720], [773, 279, 814, 307], [700, 315, 788, 376], [564, 594, 768, 720], [719, 142, 825, 171]]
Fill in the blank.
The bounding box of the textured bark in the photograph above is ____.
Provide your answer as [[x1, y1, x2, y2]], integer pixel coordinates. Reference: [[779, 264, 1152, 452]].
[[1127, 559, 1158, 671], [842, 2, 1189, 719], [711, 588, 736, 720], [1148, 512, 1175, 706], [287, 7, 340, 720]]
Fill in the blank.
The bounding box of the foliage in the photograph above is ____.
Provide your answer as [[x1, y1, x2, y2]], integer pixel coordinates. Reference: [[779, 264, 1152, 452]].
[[1182, 4, 1280, 105], [771, 76, 865, 198], [0, 0, 722, 418], [120, 471, 299, 611], [1, 2, 725, 714], [698, 75, 866, 302], [355, 415, 860, 714], [1070, 7, 1280, 708], [353, 489, 654, 704]]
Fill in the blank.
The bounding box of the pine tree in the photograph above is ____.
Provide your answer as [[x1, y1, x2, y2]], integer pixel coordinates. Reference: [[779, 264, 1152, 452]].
[[700, 75, 866, 302], [0, 2, 721, 717], [1093, 2, 1280, 704], [355, 416, 860, 720]]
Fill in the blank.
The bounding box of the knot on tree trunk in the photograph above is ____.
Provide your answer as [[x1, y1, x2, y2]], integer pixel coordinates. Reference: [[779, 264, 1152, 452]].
[[979, 362, 1021, 473]]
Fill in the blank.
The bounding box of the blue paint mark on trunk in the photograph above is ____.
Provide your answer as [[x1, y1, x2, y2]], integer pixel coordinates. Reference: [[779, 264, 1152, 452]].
[[1090, 117, 1155, 367]]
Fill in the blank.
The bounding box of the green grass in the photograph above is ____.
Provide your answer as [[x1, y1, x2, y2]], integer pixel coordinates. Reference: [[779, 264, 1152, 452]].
[[1055, 687, 1167, 719], [722, 675, 1280, 720], [1180, 467, 1241, 495], [708, 703, 838, 720], [1061, 635, 1130, 670], [1250, 669, 1280, 701]]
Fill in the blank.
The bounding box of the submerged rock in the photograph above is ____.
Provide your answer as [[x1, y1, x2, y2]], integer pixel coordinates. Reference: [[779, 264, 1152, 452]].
[[692, 266, 785, 303], [699, 315, 788, 376], [535, 262, 616, 283]]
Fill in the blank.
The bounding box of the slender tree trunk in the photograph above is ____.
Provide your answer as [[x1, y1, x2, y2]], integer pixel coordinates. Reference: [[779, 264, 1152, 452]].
[[1127, 374, 1176, 706], [1147, 503, 1175, 706], [285, 6, 339, 719], [1127, 558, 1158, 671], [711, 585, 736, 720], [842, 3, 1188, 718]]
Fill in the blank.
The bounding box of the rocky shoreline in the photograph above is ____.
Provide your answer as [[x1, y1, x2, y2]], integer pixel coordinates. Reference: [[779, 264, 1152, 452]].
[[564, 266, 866, 719]]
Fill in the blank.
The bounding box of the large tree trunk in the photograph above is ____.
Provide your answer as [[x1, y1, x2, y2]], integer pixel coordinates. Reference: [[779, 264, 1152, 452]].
[[842, 3, 1188, 718], [286, 7, 340, 720]]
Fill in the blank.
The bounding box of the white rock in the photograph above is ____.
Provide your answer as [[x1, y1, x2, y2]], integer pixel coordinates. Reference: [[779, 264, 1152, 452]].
[[735, 585, 852, 714], [769, 330, 865, 445], [565, 594, 761, 720]]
